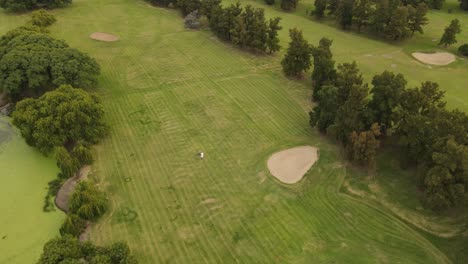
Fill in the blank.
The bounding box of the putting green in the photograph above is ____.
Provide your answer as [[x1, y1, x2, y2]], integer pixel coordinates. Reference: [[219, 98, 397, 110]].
[[0, 116, 63, 264]]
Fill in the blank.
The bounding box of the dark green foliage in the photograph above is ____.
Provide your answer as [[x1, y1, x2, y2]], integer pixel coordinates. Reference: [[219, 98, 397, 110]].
[[386, 5, 410, 40], [60, 214, 87, 237], [37, 236, 137, 264], [146, 0, 176, 7], [334, 61, 363, 104], [176, 0, 201, 16], [407, 3, 429, 36], [459, 44, 468, 56], [327, 0, 340, 14], [209, 3, 281, 53], [43, 178, 63, 212], [309, 85, 339, 132], [29, 9, 57, 27], [313, 0, 327, 18], [12, 85, 108, 154], [265, 0, 275, 5], [200, 0, 221, 18], [368, 71, 407, 132], [55, 146, 80, 178], [439, 19, 462, 47], [281, 28, 311, 77], [337, 0, 354, 29], [348, 123, 381, 171], [0, 0, 71, 12], [311, 38, 336, 101], [281, 0, 298, 11], [69, 181, 108, 221], [0, 29, 100, 100], [352, 0, 372, 31], [461, 0, 468, 10]]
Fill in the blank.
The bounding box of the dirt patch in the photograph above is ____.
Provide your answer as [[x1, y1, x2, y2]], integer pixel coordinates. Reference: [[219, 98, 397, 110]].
[[412, 52, 456, 66], [55, 166, 91, 212], [267, 146, 318, 184], [89, 32, 119, 42]]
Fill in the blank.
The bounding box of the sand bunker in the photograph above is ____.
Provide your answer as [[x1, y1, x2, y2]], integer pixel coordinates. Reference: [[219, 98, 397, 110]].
[[412, 52, 456, 65], [267, 146, 318, 184], [89, 32, 119, 42]]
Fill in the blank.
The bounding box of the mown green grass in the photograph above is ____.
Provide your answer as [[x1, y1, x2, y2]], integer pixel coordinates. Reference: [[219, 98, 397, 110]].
[[0, 117, 63, 264], [0, 0, 467, 263]]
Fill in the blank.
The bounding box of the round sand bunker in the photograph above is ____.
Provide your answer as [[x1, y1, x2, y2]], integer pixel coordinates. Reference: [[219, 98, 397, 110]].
[[267, 146, 318, 184], [89, 32, 119, 42], [412, 52, 455, 66]]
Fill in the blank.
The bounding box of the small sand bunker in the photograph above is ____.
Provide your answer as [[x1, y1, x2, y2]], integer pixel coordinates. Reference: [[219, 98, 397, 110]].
[[412, 52, 456, 66], [267, 146, 318, 184], [89, 32, 119, 42]]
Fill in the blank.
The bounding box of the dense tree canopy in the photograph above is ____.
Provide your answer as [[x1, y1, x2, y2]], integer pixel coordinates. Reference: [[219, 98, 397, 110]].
[[439, 19, 462, 47], [0, 0, 72, 12], [12, 85, 108, 154], [461, 0, 468, 10], [37, 236, 137, 264], [0, 28, 100, 100], [311, 38, 336, 101], [281, 28, 311, 77], [281, 0, 298, 11]]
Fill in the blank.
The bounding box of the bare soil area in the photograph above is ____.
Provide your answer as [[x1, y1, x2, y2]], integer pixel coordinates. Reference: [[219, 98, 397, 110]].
[[89, 32, 119, 42], [267, 146, 318, 184], [412, 52, 456, 66]]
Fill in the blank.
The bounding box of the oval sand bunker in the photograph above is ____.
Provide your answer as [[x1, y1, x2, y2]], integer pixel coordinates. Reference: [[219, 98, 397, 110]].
[[89, 32, 119, 42], [412, 52, 455, 66], [267, 146, 318, 184]]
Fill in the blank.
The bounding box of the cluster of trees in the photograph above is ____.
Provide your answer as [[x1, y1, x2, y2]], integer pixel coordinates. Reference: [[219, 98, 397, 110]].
[[0, 0, 72, 12], [0, 20, 100, 101], [37, 235, 137, 264], [282, 33, 467, 210], [146, 0, 282, 53], [460, 0, 468, 10], [311, 0, 429, 40], [60, 182, 109, 237]]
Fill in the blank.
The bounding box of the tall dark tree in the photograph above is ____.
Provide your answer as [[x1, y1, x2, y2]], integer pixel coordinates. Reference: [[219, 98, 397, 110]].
[[311, 38, 336, 101], [439, 19, 462, 47], [461, 0, 468, 10], [386, 5, 410, 40], [177, 0, 202, 16], [314, 0, 327, 18], [266, 17, 282, 53], [353, 0, 372, 32], [327, 0, 340, 15], [334, 61, 363, 104], [407, 3, 428, 36], [368, 71, 407, 131], [281, 28, 312, 77], [281, 0, 298, 11], [337, 0, 355, 29], [348, 123, 381, 171], [309, 85, 339, 133], [0, 0, 72, 12]]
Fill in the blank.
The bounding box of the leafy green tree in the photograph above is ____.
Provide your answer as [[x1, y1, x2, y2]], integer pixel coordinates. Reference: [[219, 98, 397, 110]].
[[12, 85, 108, 154], [327, 0, 340, 15], [371, 0, 391, 35], [407, 3, 428, 36], [348, 123, 381, 171], [281, 28, 312, 77], [55, 146, 80, 178], [265, 0, 275, 5], [311, 38, 336, 100], [459, 43, 468, 56], [106, 242, 137, 264], [429, 0, 444, 9], [281, 0, 298, 11], [352, 0, 372, 32], [60, 214, 87, 237], [29, 9, 57, 28], [69, 181, 108, 221], [337, 0, 355, 29], [37, 235, 83, 264], [334, 61, 363, 104], [330, 82, 370, 144], [0, 0, 71, 12], [368, 71, 407, 131], [200, 0, 221, 19], [0, 30, 100, 100], [309, 85, 339, 133], [386, 5, 410, 40], [176, 0, 201, 16], [266, 17, 282, 53], [313, 0, 327, 18], [439, 19, 462, 47]]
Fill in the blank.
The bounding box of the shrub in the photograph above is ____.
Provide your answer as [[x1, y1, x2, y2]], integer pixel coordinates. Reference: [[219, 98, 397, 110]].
[[69, 182, 108, 221], [265, 0, 275, 5], [29, 9, 57, 27], [458, 44, 468, 56], [60, 214, 87, 237]]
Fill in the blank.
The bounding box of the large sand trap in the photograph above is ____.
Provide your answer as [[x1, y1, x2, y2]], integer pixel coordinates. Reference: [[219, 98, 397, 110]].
[[89, 32, 119, 42], [412, 52, 456, 65], [267, 146, 318, 184]]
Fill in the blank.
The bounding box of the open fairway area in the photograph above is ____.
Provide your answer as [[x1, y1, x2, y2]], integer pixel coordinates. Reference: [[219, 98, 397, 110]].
[[0, 117, 63, 264], [1, 0, 467, 263]]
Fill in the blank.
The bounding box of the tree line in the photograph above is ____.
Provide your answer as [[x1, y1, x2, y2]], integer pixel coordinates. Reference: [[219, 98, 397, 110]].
[[282, 29, 467, 211], [0, 0, 72, 12], [146, 0, 282, 53], [310, 0, 429, 40], [0, 10, 137, 262]]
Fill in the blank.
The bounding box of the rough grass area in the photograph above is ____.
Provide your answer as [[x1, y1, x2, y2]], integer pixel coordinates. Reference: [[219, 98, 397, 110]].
[[0, 117, 63, 264], [0, 0, 466, 263]]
